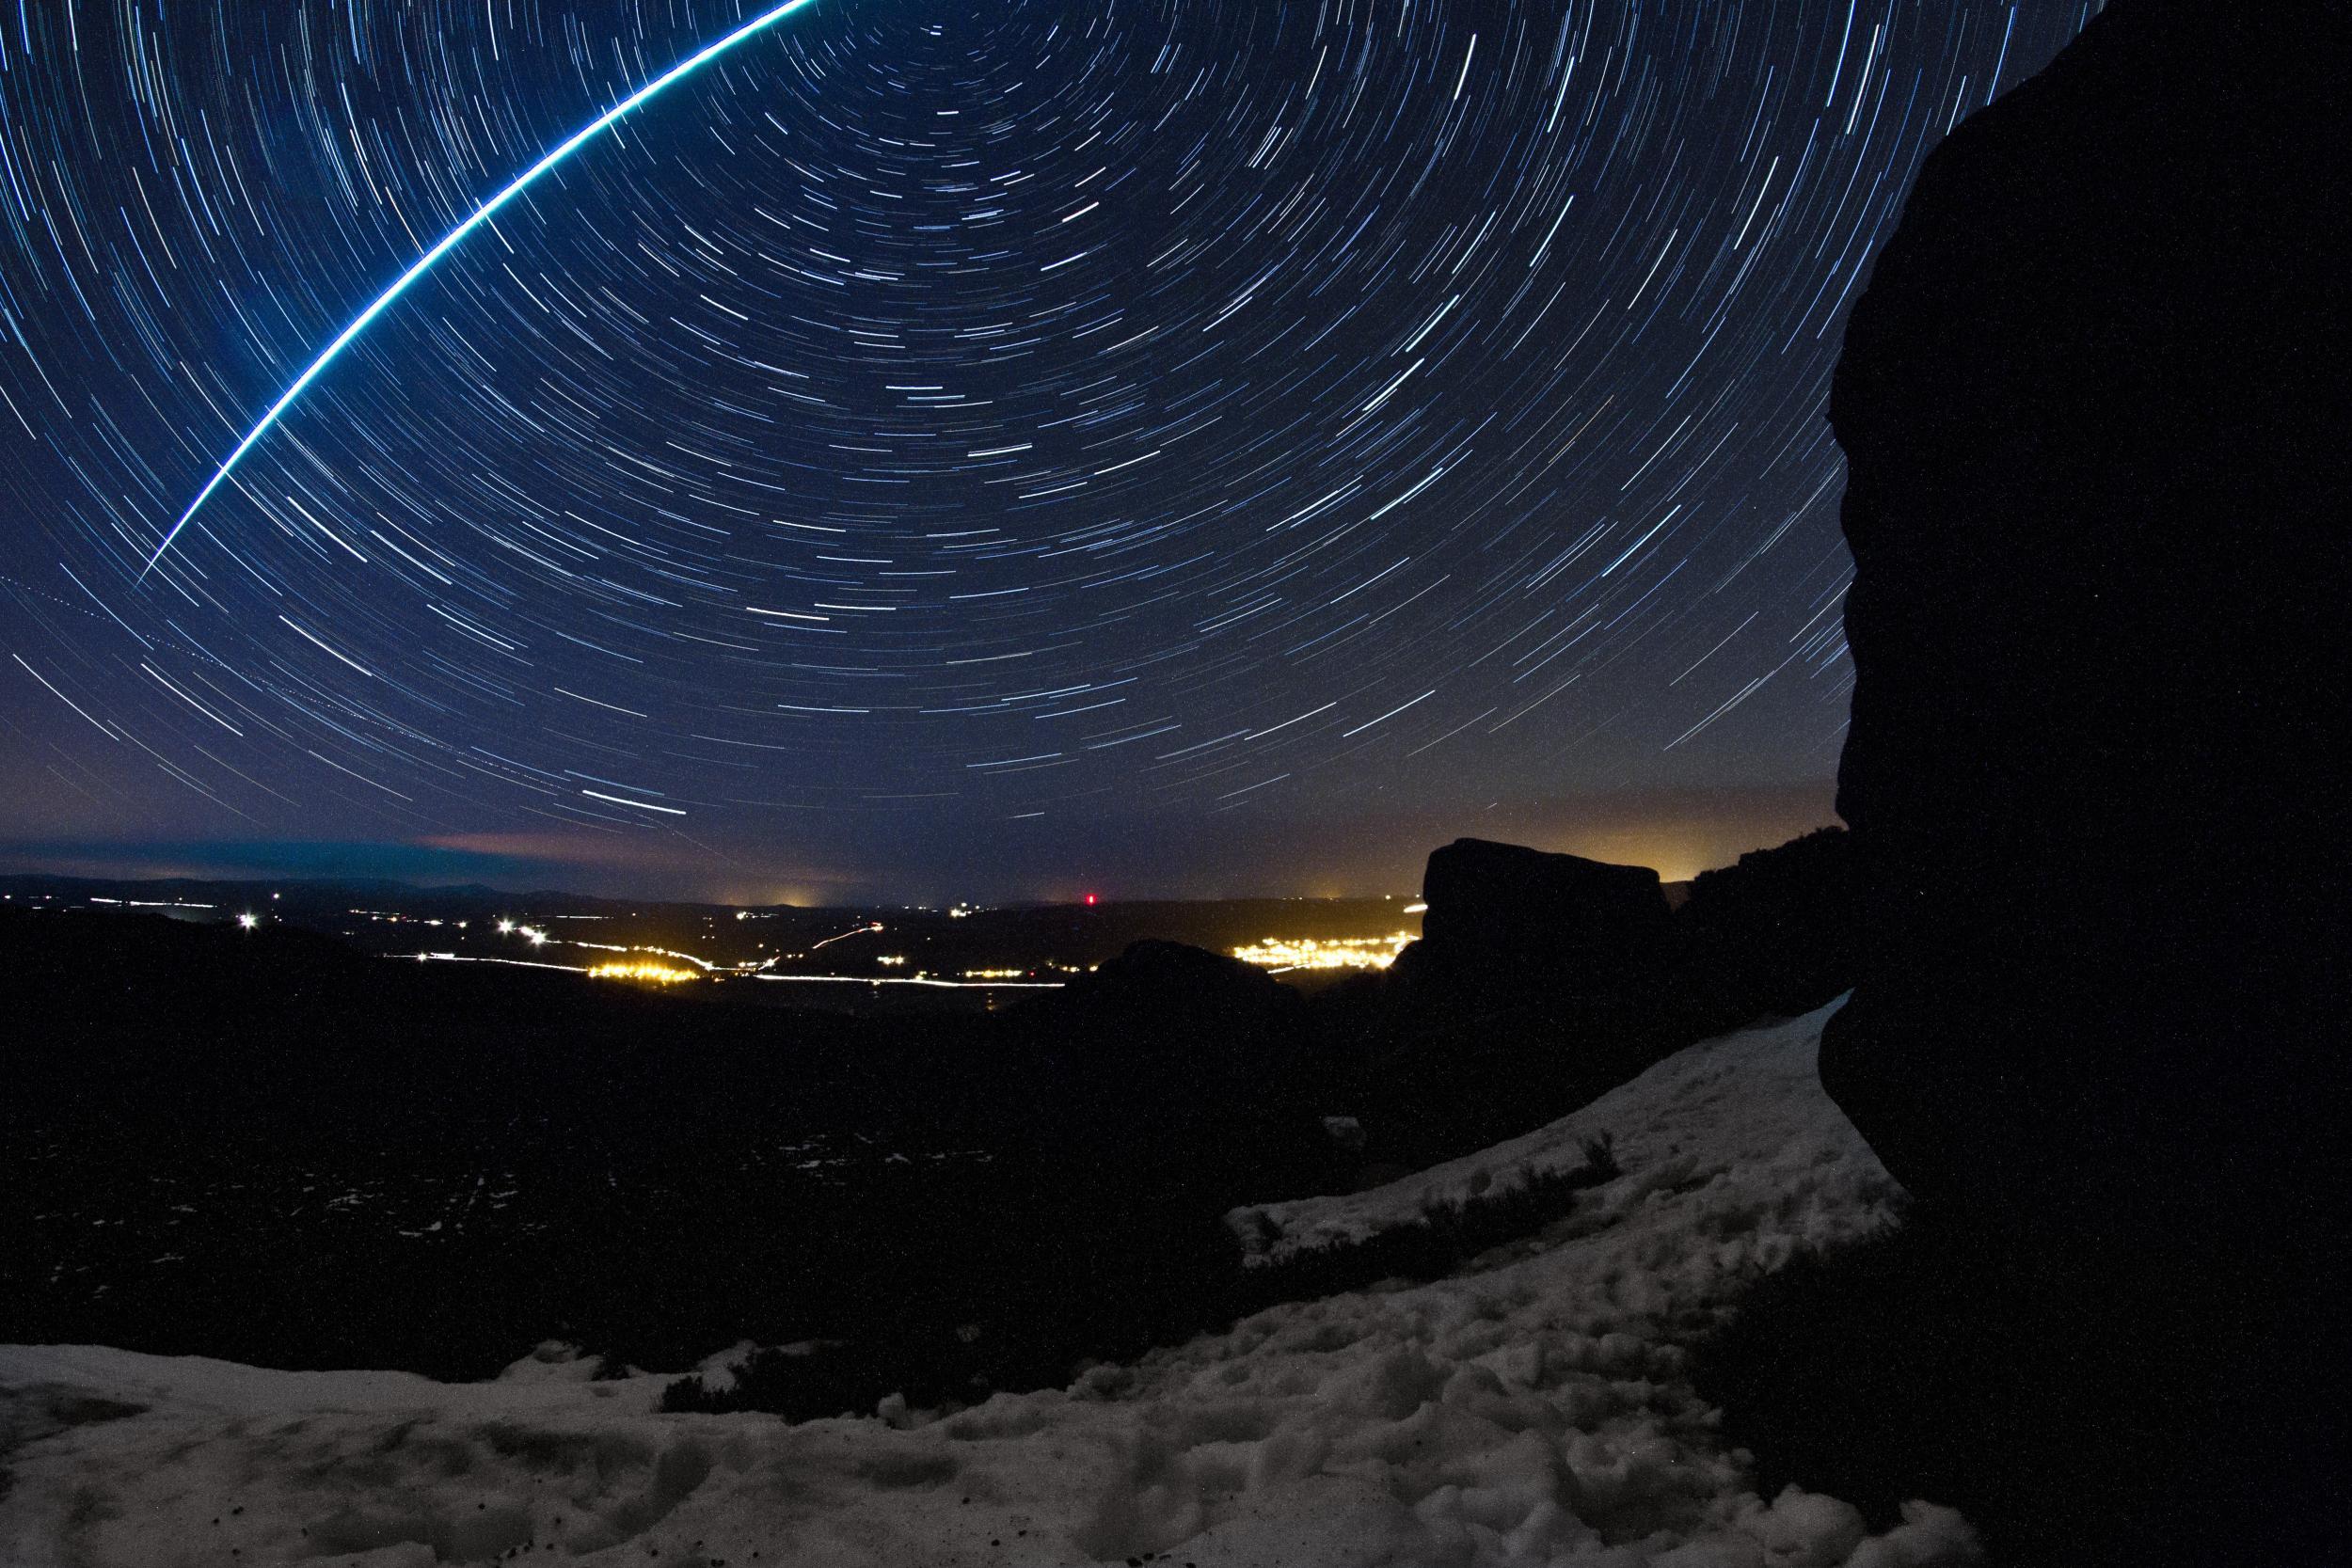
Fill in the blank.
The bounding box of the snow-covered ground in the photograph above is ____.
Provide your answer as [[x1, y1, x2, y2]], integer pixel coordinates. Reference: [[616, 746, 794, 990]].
[[0, 1002, 1977, 1567]]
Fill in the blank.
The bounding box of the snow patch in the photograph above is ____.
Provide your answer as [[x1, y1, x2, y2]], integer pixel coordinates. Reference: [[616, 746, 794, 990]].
[[1, 1004, 1966, 1566]]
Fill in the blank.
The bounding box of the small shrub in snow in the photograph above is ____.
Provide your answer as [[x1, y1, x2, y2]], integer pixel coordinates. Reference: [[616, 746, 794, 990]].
[[1237, 1141, 1620, 1312], [1580, 1131, 1620, 1181], [666, 1132, 1626, 1420]]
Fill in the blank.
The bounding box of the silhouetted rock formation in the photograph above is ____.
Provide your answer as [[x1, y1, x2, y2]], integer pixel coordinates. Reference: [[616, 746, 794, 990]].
[[1810, 2, 2348, 1560], [1671, 827, 1857, 1025], [1258, 829, 1872, 1173], [1393, 837, 1669, 999], [1344, 841, 1681, 1166], [1824, 0, 2348, 1222]]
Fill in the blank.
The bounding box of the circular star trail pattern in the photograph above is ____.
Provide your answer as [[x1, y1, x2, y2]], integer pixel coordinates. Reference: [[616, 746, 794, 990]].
[[0, 1, 2090, 894]]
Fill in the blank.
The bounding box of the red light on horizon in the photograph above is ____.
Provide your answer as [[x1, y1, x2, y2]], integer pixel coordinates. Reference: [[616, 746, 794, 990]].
[[1084, 893, 1098, 906]]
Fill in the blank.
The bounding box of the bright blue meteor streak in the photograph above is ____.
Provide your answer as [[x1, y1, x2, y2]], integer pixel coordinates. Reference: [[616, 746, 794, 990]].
[[141, 0, 826, 578]]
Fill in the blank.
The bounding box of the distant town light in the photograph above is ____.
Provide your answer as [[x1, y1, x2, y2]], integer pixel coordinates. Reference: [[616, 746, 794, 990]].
[[1232, 932, 1416, 973], [236, 912, 258, 930], [589, 959, 698, 985], [1084, 893, 1098, 907]]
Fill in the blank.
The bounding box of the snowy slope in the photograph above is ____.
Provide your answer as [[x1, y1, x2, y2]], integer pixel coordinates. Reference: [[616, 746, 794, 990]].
[[0, 1002, 1979, 1568]]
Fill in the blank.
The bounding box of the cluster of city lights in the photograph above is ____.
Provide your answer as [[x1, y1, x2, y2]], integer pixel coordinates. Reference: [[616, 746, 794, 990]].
[[385, 903, 1106, 990], [587, 959, 701, 985], [1230, 933, 1418, 973]]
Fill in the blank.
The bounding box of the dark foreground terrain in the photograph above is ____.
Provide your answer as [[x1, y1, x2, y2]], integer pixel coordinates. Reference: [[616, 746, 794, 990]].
[[2, 830, 1849, 1405]]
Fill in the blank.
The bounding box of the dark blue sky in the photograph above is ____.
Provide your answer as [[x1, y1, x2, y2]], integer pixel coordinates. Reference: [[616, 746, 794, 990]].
[[0, 2, 2090, 902]]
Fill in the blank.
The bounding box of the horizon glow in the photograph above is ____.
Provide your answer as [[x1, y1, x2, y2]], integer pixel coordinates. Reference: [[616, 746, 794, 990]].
[[139, 0, 827, 579]]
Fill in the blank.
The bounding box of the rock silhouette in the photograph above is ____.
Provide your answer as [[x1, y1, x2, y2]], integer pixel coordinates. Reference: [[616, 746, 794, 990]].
[[1671, 827, 1857, 1025], [1392, 837, 1670, 999], [1823, 0, 2348, 1222], [1804, 0, 2349, 1559]]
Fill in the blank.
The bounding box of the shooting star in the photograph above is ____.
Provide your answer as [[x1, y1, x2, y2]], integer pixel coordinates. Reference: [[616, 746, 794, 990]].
[[141, 0, 827, 578]]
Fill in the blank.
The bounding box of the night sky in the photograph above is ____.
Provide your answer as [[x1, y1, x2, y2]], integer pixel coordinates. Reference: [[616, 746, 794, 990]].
[[0, 2, 2090, 904]]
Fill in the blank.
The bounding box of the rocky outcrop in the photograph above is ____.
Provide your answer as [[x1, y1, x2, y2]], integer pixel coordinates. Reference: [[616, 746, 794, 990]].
[[1395, 838, 1670, 997], [1815, 6, 2348, 1558], [1358, 840, 1678, 1163], [1822, 0, 2348, 1220], [1671, 827, 1857, 1025]]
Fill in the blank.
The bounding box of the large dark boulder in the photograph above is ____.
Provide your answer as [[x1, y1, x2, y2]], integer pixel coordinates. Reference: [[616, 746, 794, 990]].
[[1398, 837, 1670, 994], [1359, 841, 1677, 1162], [1823, 0, 2348, 1221], [1811, 4, 2347, 1558], [1670, 827, 1859, 1027]]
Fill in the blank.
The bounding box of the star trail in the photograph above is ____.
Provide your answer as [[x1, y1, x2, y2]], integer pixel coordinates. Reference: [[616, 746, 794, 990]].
[[0, 2, 2092, 900]]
